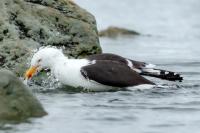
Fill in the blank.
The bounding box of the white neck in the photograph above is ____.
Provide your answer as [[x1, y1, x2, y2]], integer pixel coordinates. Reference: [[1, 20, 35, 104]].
[[47, 55, 69, 69], [49, 56, 89, 88]]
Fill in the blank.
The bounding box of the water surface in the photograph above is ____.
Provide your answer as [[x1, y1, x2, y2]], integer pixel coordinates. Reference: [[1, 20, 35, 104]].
[[1, 0, 200, 133]]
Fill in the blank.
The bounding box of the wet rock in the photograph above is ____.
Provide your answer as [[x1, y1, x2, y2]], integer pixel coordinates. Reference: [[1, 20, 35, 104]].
[[0, 69, 47, 122], [99, 26, 140, 38], [0, 40, 38, 76], [0, 0, 101, 76]]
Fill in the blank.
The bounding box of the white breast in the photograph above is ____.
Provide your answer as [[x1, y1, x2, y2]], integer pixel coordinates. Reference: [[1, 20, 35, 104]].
[[52, 59, 115, 91]]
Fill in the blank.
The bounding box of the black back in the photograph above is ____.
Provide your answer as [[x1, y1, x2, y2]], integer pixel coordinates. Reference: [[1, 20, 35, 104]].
[[87, 53, 146, 69], [87, 53, 183, 82], [81, 60, 154, 87]]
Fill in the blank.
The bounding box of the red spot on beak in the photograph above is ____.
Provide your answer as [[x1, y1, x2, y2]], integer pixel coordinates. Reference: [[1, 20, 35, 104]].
[[25, 66, 38, 80]]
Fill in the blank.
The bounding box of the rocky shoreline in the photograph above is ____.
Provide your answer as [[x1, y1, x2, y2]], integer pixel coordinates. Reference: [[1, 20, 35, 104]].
[[99, 26, 140, 38], [0, 0, 101, 122]]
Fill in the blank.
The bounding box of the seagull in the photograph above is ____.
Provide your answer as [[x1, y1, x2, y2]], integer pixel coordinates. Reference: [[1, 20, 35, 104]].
[[25, 47, 183, 91]]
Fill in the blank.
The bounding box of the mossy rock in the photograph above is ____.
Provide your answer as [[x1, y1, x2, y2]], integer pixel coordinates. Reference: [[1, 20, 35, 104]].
[[99, 26, 140, 38], [0, 0, 101, 76], [0, 69, 47, 123]]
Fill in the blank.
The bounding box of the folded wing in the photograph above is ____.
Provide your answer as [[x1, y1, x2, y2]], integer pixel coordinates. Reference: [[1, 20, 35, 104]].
[[81, 60, 154, 87]]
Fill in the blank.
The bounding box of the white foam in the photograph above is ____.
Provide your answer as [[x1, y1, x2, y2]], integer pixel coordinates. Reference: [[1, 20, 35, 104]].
[[24, 80, 28, 85], [127, 84, 155, 90]]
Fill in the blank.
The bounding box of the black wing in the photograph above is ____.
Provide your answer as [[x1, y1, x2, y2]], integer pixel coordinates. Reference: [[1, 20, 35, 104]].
[[87, 53, 183, 82], [81, 60, 154, 87], [87, 53, 146, 69]]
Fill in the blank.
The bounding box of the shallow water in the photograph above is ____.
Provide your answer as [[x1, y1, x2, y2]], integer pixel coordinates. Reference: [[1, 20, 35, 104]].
[[1, 0, 200, 133]]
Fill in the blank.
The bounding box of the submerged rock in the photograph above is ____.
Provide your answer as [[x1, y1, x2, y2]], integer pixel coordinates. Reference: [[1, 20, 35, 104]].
[[0, 69, 47, 122], [0, 0, 101, 76], [99, 26, 140, 38]]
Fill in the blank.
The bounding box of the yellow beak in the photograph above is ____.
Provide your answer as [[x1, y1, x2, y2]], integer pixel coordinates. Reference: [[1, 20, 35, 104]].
[[25, 66, 38, 80]]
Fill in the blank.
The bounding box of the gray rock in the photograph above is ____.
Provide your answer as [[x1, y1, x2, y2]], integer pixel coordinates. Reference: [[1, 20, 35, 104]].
[[0, 0, 101, 76], [0, 69, 47, 122], [99, 26, 140, 38]]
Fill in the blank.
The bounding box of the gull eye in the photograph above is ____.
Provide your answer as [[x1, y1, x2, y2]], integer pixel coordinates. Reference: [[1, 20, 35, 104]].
[[38, 59, 42, 63]]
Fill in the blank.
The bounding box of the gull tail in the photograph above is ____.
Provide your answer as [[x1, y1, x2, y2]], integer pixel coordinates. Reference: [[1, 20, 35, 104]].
[[139, 64, 183, 82]]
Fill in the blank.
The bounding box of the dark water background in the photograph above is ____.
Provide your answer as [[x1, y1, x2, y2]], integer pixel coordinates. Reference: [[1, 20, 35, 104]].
[[1, 0, 200, 133]]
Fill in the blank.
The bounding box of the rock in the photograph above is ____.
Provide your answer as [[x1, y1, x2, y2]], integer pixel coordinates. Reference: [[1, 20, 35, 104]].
[[0, 40, 38, 76], [0, 69, 47, 122], [0, 0, 101, 76], [99, 26, 140, 38]]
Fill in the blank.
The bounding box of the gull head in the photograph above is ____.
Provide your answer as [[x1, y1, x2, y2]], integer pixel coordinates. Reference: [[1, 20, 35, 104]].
[[25, 47, 64, 80]]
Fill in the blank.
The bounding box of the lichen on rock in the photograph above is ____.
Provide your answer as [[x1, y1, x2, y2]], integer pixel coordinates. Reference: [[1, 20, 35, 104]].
[[0, 0, 101, 76]]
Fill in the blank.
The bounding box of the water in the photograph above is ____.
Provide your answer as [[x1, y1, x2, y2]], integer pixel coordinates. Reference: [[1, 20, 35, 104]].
[[1, 0, 200, 133]]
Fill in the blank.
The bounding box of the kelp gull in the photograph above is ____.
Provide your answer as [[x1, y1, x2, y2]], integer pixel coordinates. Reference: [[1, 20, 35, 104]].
[[25, 47, 183, 91]]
